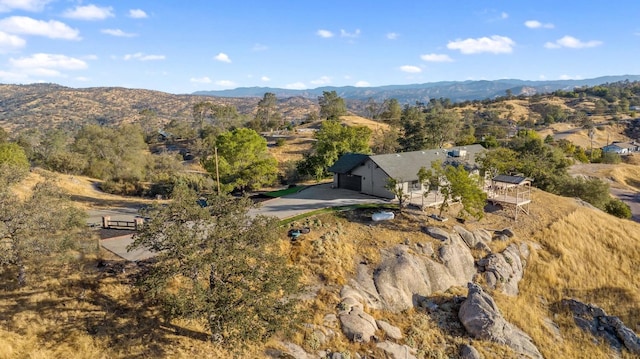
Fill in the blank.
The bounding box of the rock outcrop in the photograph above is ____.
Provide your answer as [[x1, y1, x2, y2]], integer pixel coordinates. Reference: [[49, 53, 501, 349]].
[[562, 298, 640, 355], [459, 283, 542, 359], [341, 230, 477, 313], [460, 344, 483, 359], [376, 319, 403, 340], [476, 243, 530, 296], [371, 235, 476, 312], [454, 226, 492, 249], [278, 342, 317, 359], [337, 296, 378, 343], [422, 226, 450, 241], [376, 341, 417, 359]]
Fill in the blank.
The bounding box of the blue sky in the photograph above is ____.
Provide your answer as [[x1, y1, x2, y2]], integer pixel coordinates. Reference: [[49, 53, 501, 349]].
[[0, 0, 638, 94]]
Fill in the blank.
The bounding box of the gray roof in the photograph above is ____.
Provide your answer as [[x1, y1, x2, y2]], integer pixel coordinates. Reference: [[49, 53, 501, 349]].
[[327, 153, 369, 174], [368, 144, 486, 181], [610, 141, 638, 149], [492, 175, 530, 185]]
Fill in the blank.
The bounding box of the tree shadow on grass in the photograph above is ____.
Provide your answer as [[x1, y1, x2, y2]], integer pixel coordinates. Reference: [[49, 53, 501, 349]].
[[0, 259, 210, 358]]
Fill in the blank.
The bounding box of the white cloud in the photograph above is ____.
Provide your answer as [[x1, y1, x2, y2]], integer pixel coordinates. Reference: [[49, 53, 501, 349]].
[[75, 76, 90, 81], [501, 12, 509, 19], [0, 0, 51, 12], [285, 82, 306, 90], [0, 70, 27, 81], [124, 52, 165, 61], [386, 32, 398, 40], [310, 76, 331, 85], [128, 9, 147, 19], [261, 76, 270, 82], [101, 29, 137, 37], [420, 53, 453, 62], [524, 20, 554, 29], [63, 4, 114, 20], [340, 29, 360, 38], [83, 54, 98, 60], [9, 53, 87, 77], [190, 76, 212, 84], [214, 52, 231, 63], [0, 31, 25, 53], [252, 43, 268, 51], [355, 81, 370, 87], [215, 80, 235, 87], [447, 35, 515, 54], [400, 65, 422, 73], [559, 74, 583, 80], [0, 16, 80, 40], [316, 29, 334, 38], [544, 36, 602, 49]]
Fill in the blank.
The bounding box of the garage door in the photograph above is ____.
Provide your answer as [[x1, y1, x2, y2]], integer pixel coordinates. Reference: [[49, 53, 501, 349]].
[[338, 174, 362, 191]]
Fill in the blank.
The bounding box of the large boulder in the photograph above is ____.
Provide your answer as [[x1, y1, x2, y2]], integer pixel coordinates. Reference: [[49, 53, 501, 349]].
[[459, 283, 542, 359], [278, 342, 317, 359], [376, 319, 403, 340], [376, 341, 417, 359], [422, 226, 450, 241], [562, 298, 640, 355], [460, 344, 483, 359], [373, 241, 475, 311], [477, 243, 529, 296], [338, 300, 378, 343]]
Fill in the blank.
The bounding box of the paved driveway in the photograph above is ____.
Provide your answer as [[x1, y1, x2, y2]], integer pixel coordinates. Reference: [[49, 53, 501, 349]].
[[249, 183, 388, 219], [93, 184, 388, 261]]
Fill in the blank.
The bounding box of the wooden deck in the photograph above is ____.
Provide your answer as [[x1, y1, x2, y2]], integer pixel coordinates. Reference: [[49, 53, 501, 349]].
[[487, 194, 531, 206]]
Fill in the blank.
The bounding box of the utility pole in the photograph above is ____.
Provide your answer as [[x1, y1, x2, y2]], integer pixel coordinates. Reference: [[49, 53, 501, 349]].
[[589, 128, 595, 161], [214, 146, 221, 195]]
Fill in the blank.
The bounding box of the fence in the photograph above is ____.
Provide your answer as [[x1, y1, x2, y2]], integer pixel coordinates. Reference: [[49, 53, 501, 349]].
[[102, 216, 145, 230]]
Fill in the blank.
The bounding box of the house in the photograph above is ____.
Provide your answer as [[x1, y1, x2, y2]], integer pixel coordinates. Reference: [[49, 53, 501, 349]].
[[328, 144, 486, 199], [602, 141, 640, 155]]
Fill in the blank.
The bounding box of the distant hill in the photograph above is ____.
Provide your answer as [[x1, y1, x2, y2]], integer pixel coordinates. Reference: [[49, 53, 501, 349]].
[[194, 75, 640, 103], [1, 75, 639, 133], [0, 84, 316, 132]]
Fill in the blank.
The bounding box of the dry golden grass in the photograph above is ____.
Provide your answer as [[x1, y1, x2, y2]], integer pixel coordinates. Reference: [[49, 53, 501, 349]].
[[3, 167, 640, 358], [569, 162, 640, 192], [0, 250, 272, 359], [15, 168, 159, 209], [340, 115, 390, 132], [495, 206, 640, 358], [268, 134, 315, 164]]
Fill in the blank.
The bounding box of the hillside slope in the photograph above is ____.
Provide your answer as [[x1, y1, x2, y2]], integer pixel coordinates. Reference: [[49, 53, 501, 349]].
[[0, 84, 317, 132], [1, 185, 638, 358]]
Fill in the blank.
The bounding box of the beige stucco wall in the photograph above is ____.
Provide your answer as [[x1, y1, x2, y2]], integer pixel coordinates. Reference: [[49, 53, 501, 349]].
[[351, 159, 395, 199]]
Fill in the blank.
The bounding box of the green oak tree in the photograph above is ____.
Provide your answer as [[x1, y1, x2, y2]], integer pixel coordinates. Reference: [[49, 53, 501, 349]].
[[420, 160, 486, 220], [297, 118, 371, 181], [128, 186, 301, 345], [318, 91, 347, 119], [203, 128, 278, 193], [0, 178, 86, 286], [0, 142, 30, 183]]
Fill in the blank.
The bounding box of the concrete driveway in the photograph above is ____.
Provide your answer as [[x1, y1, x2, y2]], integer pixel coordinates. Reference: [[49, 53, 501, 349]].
[[91, 184, 388, 261], [249, 183, 388, 219]]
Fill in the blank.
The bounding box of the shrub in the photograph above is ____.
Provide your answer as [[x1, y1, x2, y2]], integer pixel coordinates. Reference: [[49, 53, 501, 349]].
[[100, 177, 146, 196], [605, 198, 632, 219], [600, 152, 621, 164], [275, 138, 286, 147]]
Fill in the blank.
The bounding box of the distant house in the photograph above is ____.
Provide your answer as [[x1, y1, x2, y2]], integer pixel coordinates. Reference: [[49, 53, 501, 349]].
[[602, 141, 640, 155], [328, 144, 486, 200]]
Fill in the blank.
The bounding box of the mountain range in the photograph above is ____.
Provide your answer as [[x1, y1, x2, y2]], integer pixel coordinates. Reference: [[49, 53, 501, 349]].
[[194, 75, 640, 103]]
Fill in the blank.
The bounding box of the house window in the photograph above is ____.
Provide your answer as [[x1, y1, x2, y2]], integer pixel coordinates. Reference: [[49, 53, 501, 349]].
[[411, 180, 422, 191]]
